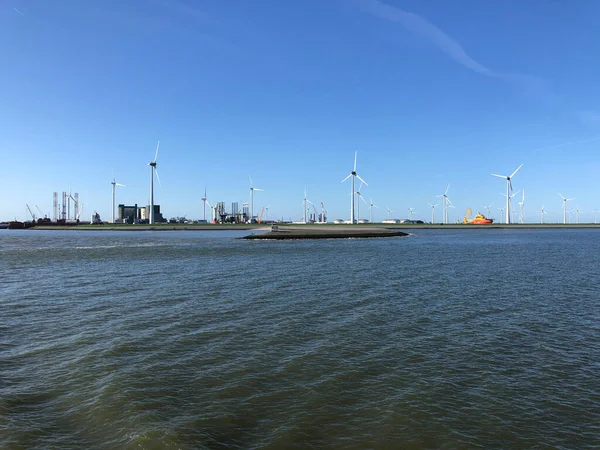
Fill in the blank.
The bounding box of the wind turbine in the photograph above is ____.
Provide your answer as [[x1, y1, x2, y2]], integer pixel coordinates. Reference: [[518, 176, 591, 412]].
[[491, 164, 523, 224], [594, 209, 599, 225], [407, 207, 415, 220], [265, 205, 270, 222], [302, 188, 314, 223], [540, 205, 547, 224], [355, 182, 367, 222], [436, 184, 452, 224], [575, 205, 582, 224], [559, 193, 574, 225], [201, 187, 208, 222], [386, 207, 393, 220], [518, 190, 525, 224], [369, 198, 378, 223], [341, 151, 368, 224], [498, 207, 504, 224], [483, 202, 493, 218], [428, 203, 438, 224], [320, 202, 327, 223], [111, 174, 125, 224], [148, 141, 161, 225], [249, 176, 263, 223]]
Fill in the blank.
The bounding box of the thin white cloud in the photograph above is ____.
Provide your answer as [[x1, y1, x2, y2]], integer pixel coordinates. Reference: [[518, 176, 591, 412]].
[[349, 0, 551, 96], [352, 0, 496, 77]]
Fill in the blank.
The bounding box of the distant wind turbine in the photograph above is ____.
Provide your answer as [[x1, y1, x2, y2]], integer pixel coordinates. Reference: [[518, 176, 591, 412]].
[[540, 205, 547, 224], [498, 207, 504, 224], [492, 164, 523, 224], [483, 202, 493, 218], [341, 151, 368, 224], [436, 184, 452, 224], [111, 173, 125, 224], [249, 176, 263, 223], [518, 190, 525, 224], [386, 207, 393, 220], [594, 209, 599, 225], [355, 182, 367, 222], [575, 205, 582, 224], [302, 188, 314, 223], [201, 187, 208, 222], [148, 141, 161, 225], [559, 193, 575, 225], [428, 203, 438, 224], [369, 198, 378, 223]]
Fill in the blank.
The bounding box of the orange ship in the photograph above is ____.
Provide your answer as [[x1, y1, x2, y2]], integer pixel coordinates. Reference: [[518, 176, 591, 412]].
[[463, 208, 494, 224], [470, 213, 494, 224]]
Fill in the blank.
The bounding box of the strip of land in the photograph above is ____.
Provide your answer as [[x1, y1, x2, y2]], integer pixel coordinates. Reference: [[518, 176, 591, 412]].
[[242, 225, 409, 239], [21, 223, 600, 232]]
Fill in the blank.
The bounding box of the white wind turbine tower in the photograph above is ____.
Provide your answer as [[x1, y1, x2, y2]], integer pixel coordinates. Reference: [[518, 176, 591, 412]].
[[341, 151, 368, 224], [249, 176, 263, 222], [356, 183, 367, 222], [436, 184, 452, 224], [491, 164, 523, 224], [518, 190, 525, 224], [501, 190, 519, 224], [320, 202, 327, 223], [110, 174, 125, 224], [558, 193, 574, 225], [369, 198, 378, 223], [498, 207, 504, 224], [594, 209, 599, 224], [148, 141, 161, 225], [302, 188, 314, 223], [428, 203, 438, 224], [201, 187, 208, 222], [576, 205, 582, 224], [540, 205, 547, 224]]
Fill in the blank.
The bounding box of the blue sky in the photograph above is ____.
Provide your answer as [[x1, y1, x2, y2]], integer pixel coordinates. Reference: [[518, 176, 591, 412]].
[[2, 0, 600, 223]]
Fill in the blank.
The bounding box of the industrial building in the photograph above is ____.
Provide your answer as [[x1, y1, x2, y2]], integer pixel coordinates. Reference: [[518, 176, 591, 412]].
[[117, 204, 164, 224]]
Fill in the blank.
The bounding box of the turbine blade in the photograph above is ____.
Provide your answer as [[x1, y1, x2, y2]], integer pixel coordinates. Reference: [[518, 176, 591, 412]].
[[254, 188, 264, 192], [445, 183, 450, 194], [510, 164, 523, 179], [355, 174, 368, 186], [341, 174, 352, 183], [154, 141, 160, 163], [353, 151, 357, 172], [116, 183, 125, 187], [359, 195, 367, 204], [491, 174, 507, 179], [249, 175, 253, 186], [155, 168, 161, 186]]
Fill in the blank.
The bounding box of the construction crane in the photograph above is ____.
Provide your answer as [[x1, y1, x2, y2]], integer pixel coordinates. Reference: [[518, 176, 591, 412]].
[[258, 207, 265, 224], [463, 207, 472, 224], [35, 205, 45, 219], [26, 204, 36, 221]]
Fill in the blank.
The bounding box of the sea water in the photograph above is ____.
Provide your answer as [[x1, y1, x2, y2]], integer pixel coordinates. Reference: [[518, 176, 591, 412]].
[[2, 228, 600, 448]]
